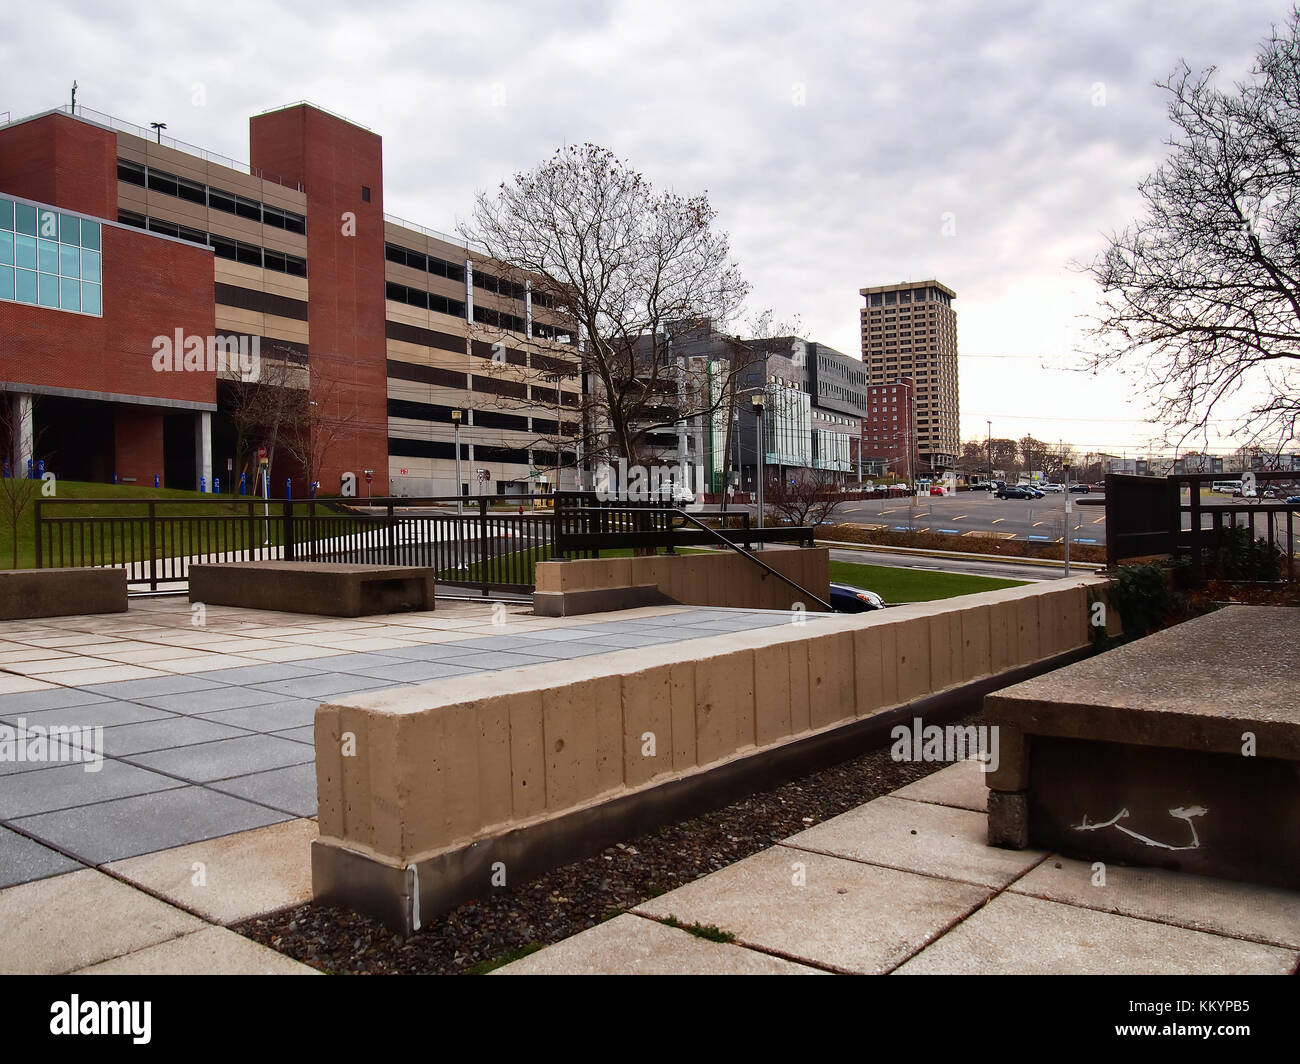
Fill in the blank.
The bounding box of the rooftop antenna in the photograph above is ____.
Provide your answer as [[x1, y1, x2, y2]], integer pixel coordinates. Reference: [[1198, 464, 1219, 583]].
[[70, 81, 77, 113], [150, 121, 166, 143]]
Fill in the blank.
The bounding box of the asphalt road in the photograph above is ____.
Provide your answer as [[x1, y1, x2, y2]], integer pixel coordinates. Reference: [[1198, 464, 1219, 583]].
[[828, 490, 1108, 545]]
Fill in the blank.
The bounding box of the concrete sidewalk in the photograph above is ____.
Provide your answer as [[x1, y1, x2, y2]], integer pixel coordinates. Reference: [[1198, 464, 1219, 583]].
[[496, 760, 1300, 975]]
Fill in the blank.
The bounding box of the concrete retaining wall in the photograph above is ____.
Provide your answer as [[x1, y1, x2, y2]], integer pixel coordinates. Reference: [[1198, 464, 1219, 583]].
[[0, 567, 127, 619], [534, 547, 830, 615], [314, 576, 1114, 930]]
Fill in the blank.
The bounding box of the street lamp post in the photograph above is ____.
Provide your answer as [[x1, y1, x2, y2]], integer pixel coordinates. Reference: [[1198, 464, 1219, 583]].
[[450, 409, 463, 516], [752, 393, 765, 549], [1063, 461, 1072, 577]]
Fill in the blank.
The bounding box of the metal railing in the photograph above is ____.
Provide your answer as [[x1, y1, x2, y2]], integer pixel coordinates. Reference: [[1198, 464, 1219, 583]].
[[34, 496, 556, 595]]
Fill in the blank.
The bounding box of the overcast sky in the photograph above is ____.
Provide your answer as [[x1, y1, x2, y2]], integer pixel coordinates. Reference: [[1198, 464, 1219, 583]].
[[2, 0, 1289, 455]]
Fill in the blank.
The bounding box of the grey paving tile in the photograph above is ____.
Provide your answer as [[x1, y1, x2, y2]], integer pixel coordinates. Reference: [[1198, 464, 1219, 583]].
[[312, 653, 413, 674], [12, 786, 291, 864], [196, 699, 321, 733], [0, 825, 84, 888], [84, 675, 226, 699], [335, 661, 491, 683], [94, 717, 255, 757], [0, 689, 113, 715], [7, 699, 178, 730], [0, 760, 186, 820], [196, 663, 326, 686], [369, 644, 481, 662], [271, 724, 314, 745], [131, 687, 287, 714], [247, 674, 399, 699], [208, 763, 318, 817], [446, 635, 564, 652], [125, 734, 314, 783]]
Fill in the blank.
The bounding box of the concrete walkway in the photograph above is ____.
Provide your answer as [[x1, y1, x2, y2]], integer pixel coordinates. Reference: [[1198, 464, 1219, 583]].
[[496, 760, 1300, 975]]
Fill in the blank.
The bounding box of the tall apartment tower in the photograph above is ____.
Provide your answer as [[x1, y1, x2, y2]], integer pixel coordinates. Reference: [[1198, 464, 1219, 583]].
[[859, 280, 959, 471]]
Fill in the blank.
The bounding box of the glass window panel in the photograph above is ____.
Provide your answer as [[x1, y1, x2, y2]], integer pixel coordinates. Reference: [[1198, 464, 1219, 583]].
[[60, 213, 80, 245], [16, 268, 37, 303], [0, 265, 12, 299], [38, 239, 58, 273], [81, 281, 102, 316], [0, 198, 12, 230], [38, 272, 59, 307], [60, 276, 80, 311], [0, 231, 11, 265], [59, 243, 80, 277], [147, 170, 178, 196], [15, 202, 36, 236], [208, 189, 236, 214], [177, 178, 205, 205], [81, 220, 100, 251], [81, 249, 101, 283], [117, 160, 146, 186]]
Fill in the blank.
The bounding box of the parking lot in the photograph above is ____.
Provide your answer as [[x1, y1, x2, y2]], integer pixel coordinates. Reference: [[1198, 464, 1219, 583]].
[[833, 489, 1107, 544]]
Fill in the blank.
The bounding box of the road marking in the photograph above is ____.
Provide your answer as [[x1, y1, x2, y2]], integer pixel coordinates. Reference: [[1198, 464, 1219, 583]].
[[1031, 521, 1045, 527], [939, 529, 960, 534], [880, 508, 898, 515], [1076, 537, 1098, 543], [1092, 516, 1106, 524], [952, 514, 967, 520], [1028, 534, 1050, 541], [991, 518, 1005, 525]]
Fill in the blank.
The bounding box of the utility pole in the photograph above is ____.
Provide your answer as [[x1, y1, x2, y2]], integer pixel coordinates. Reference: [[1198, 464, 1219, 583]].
[[752, 393, 765, 549], [451, 409, 463, 516], [1063, 461, 1072, 577], [987, 420, 993, 484]]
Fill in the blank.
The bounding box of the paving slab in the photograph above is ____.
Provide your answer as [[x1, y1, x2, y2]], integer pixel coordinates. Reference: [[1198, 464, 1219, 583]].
[[893, 892, 1300, 975], [208, 762, 318, 817], [131, 686, 288, 714], [246, 674, 397, 699], [125, 734, 314, 782], [495, 913, 825, 975], [85, 674, 225, 699], [0, 759, 186, 820], [0, 824, 84, 887], [890, 758, 990, 812], [784, 795, 1046, 888], [195, 698, 321, 732], [2, 699, 177, 729], [632, 845, 989, 974], [12, 785, 291, 864], [0, 868, 205, 974], [105, 818, 318, 925], [0, 689, 113, 714], [73, 925, 320, 975], [93, 715, 255, 757], [1010, 856, 1300, 950]]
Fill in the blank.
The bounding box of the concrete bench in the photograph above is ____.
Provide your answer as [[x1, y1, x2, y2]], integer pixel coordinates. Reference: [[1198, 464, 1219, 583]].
[[0, 567, 127, 619], [189, 561, 435, 617], [985, 604, 1300, 890]]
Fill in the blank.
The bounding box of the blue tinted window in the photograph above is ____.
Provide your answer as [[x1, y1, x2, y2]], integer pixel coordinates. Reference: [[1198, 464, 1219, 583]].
[[81, 281, 101, 315], [14, 234, 36, 269], [37, 239, 58, 273], [15, 268, 37, 302], [59, 243, 79, 277], [14, 202, 36, 236], [81, 249, 100, 283], [59, 276, 80, 311], [81, 220, 100, 252], [60, 213, 80, 245], [38, 272, 59, 307], [0, 199, 12, 231], [0, 231, 11, 266], [0, 265, 11, 299]]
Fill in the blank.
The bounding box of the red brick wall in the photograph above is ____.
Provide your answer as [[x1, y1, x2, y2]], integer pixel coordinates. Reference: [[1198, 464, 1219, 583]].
[[0, 114, 117, 219], [250, 105, 390, 495], [113, 407, 164, 484], [0, 224, 216, 406]]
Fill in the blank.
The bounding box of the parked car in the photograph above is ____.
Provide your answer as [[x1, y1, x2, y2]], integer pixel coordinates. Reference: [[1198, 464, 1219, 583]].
[[1263, 489, 1278, 499], [1287, 496, 1300, 505], [1068, 484, 1090, 493], [829, 582, 886, 613], [1039, 483, 1064, 494], [997, 485, 1037, 499]]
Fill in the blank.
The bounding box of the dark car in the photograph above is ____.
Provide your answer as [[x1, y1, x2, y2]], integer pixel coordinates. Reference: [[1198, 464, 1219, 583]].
[[1288, 495, 1300, 505], [829, 582, 886, 613], [1068, 484, 1090, 493], [997, 485, 1036, 499]]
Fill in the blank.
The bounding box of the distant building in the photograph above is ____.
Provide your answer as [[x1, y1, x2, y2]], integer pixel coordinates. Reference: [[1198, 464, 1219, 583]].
[[860, 377, 916, 479], [859, 280, 959, 470]]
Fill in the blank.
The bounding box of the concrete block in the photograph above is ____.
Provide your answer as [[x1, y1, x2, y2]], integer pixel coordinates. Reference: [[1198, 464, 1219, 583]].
[[895, 617, 932, 702], [987, 790, 1029, 849], [852, 623, 886, 718], [753, 638, 794, 746], [694, 648, 755, 766], [928, 611, 962, 692], [959, 605, 992, 682], [669, 659, 698, 771], [0, 568, 127, 620], [509, 691, 547, 820], [988, 599, 1019, 673], [808, 630, 855, 730], [983, 724, 1028, 792], [622, 665, 674, 788], [1014, 597, 1041, 665]]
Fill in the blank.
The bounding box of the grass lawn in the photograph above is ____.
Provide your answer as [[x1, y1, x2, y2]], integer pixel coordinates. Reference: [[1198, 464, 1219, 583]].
[[829, 559, 1027, 603], [1, 480, 347, 570]]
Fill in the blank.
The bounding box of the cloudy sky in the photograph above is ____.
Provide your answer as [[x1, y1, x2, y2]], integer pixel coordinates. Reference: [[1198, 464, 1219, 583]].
[[3, 0, 1289, 455]]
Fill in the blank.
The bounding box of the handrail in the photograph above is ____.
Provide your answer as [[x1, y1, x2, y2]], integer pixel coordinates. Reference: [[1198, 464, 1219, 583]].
[[668, 507, 835, 614]]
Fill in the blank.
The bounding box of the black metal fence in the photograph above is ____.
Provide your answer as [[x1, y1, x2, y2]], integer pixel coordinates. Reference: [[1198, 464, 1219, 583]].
[[1102, 472, 1298, 583], [34, 496, 556, 595]]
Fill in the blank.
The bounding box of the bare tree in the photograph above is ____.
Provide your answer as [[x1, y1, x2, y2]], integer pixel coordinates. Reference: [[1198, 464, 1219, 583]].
[[1086, 9, 1300, 453], [223, 346, 306, 489], [280, 373, 359, 496], [763, 468, 848, 527], [0, 387, 43, 569], [463, 144, 752, 469]]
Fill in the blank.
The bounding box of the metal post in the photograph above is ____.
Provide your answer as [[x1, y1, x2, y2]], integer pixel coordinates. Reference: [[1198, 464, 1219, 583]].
[[753, 397, 764, 550], [452, 411, 463, 517], [1063, 463, 1071, 577]]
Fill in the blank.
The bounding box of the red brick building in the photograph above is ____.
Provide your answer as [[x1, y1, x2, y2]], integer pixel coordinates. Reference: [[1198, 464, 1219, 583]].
[[860, 376, 918, 479], [0, 102, 577, 495]]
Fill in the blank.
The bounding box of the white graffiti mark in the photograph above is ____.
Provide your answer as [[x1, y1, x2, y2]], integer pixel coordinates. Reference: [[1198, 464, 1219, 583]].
[[1073, 805, 1207, 852]]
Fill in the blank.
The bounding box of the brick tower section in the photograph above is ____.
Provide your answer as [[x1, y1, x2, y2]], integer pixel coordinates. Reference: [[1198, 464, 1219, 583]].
[[249, 105, 389, 495], [0, 113, 117, 219]]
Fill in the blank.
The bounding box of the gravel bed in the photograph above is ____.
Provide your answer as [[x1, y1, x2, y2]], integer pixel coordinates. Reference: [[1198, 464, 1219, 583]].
[[236, 713, 980, 974]]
